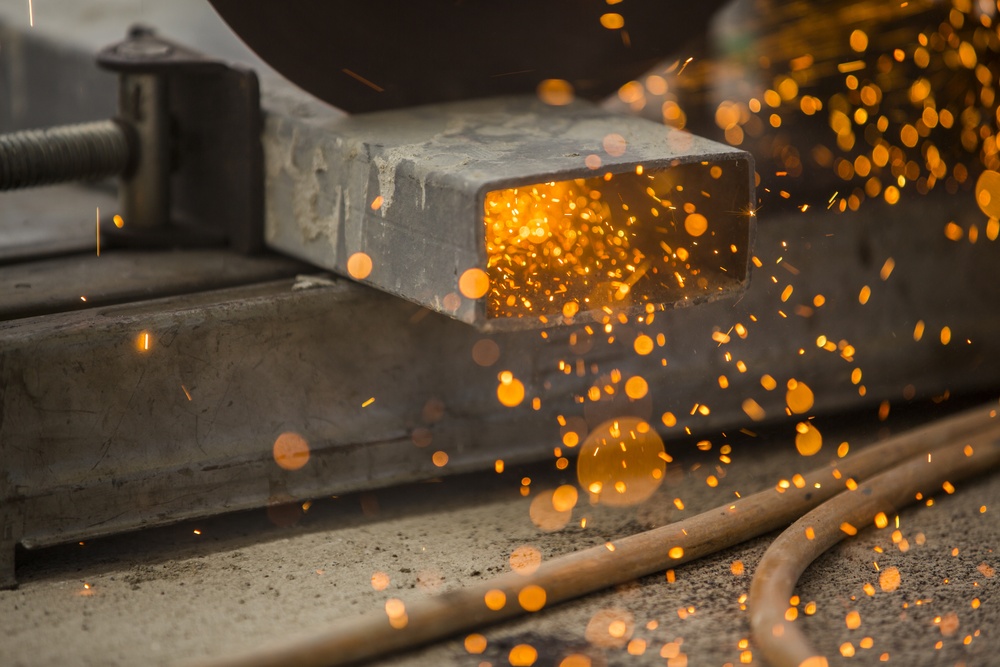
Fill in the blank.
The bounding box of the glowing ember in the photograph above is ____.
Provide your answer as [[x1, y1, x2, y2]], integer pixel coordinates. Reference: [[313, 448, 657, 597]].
[[577, 417, 666, 507], [585, 608, 634, 648], [483, 161, 749, 321], [518, 584, 547, 612], [684, 212, 708, 237], [471, 338, 500, 366], [384, 598, 407, 629], [599, 12, 624, 30], [529, 490, 572, 531], [135, 331, 152, 353], [510, 545, 542, 575], [458, 268, 489, 299], [551, 484, 579, 512], [537, 79, 574, 106], [509, 644, 539, 667], [464, 633, 487, 654], [624, 375, 648, 399], [371, 572, 390, 591], [742, 398, 766, 421], [939, 612, 959, 636], [976, 170, 1000, 217], [879, 567, 901, 592], [497, 371, 526, 407], [785, 379, 815, 414], [627, 639, 647, 655], [795, 422, 822, 456], [272, 432, 310, 471], [346, 252, 373, 280], [602, 133, 627, 157], [484, 589, 506, 611], [633, 334, 654, 355]]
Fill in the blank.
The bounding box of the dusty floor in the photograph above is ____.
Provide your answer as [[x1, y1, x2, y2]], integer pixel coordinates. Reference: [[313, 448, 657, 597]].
[[1, 397, 997, 667]]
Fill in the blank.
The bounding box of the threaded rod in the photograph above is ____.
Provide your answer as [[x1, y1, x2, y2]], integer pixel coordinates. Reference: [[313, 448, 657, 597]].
[[0, 120, 131, 190]]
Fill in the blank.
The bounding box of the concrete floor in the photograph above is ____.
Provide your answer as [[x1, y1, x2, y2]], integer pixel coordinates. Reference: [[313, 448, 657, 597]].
[[2, 398, 997, 667]]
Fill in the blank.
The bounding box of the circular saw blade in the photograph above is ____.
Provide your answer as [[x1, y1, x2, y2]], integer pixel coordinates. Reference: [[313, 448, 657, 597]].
[[208, 1, 725, 113]]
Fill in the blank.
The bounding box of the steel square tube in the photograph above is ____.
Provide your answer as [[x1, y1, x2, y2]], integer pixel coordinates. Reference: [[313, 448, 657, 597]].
[[263, 96, 754, 330]]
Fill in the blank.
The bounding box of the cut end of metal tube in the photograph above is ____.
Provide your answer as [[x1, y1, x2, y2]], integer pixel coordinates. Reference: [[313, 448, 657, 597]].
[[264, 96, 755, 329], [480, 159, 754, 329]]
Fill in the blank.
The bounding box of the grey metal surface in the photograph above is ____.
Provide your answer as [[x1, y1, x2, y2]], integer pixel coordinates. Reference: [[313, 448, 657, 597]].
[[0, 185, 307, 320], [263, 96, 753, 329]]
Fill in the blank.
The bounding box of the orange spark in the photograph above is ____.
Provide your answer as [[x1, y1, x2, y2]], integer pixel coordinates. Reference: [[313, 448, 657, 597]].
[[341, 69, 384, 92]]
